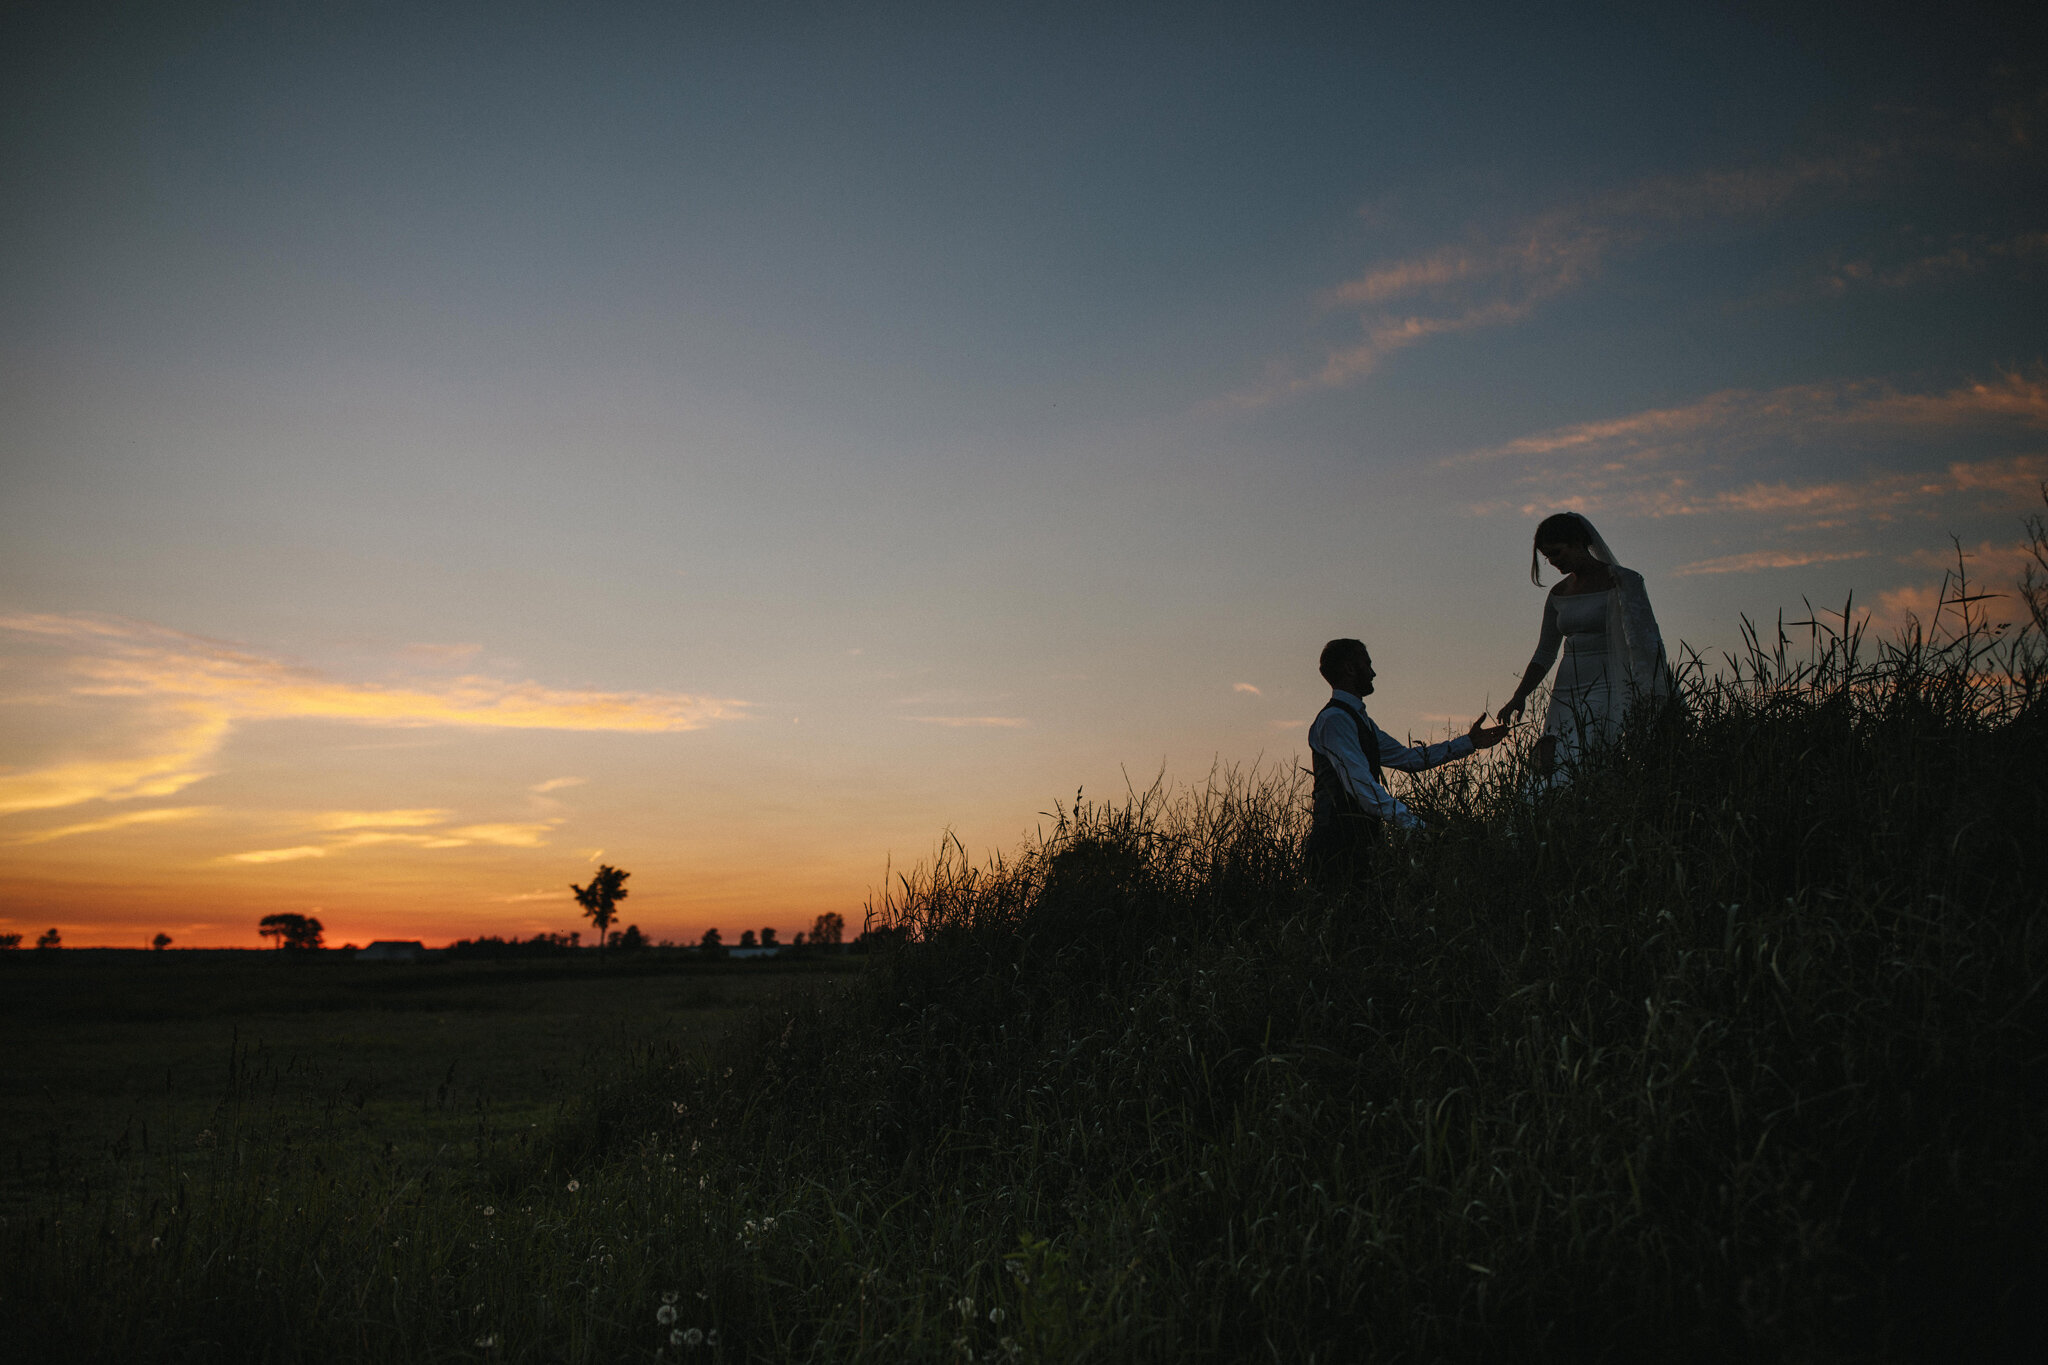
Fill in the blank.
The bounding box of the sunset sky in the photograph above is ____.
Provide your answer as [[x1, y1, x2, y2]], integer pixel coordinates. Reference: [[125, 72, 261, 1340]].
[[4, 1, 2044, 948]]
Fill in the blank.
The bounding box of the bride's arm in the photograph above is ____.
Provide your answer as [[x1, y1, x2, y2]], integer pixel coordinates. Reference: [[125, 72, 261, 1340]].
[[1499, 591, 1562, 723]]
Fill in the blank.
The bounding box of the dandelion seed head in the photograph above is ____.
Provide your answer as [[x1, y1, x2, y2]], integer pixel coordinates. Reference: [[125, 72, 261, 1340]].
[[957, 1295, 975, 1317], [657, 1304, 678, 1325], [567, 1180, 580, 1192], [482, 1206, 495, 1217], [988, 1306, 1005, 1324], [662, 1290, 680, 1305], [682, 1326, 704, 1346]]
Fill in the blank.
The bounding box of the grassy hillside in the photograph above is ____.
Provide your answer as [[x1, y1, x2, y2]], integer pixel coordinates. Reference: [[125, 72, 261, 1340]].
[[7, 546, 2046, 1362]]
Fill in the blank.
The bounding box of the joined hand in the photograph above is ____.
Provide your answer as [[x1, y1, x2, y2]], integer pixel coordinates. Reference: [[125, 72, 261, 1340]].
[[1467, 714, 1512, 750]]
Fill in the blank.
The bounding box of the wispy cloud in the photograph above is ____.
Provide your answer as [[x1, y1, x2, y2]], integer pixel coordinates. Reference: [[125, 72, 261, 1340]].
[[530, 777, 586, 793], [1232, 683, 1263, 695], [225, 845, 329, 864], [0, 615, 748, 817], [1823, 230, 2048, 294], [309, 809, 451, 831], [905, 716, 1028, 729], [5, 806, 213, 846], [323, 830, 471, 851], [1673, 549, 1874, 576], [0, 714, 231, 818], [1227, 144, 1908, 407], [220, 816, 562, 864], [447, 822, 558, 847], [1456, 372, 2048, 525]]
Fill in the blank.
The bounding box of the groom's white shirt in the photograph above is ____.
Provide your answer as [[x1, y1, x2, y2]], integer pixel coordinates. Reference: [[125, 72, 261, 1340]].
[[1308, 689, 1474, 831]]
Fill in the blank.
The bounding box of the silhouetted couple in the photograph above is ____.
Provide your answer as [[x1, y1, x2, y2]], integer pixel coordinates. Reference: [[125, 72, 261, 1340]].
[[1307, 511, 1672, 881]]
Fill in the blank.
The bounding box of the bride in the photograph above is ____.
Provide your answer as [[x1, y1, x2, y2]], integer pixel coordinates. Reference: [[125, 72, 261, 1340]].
[[1497, 512, 1674, 774]]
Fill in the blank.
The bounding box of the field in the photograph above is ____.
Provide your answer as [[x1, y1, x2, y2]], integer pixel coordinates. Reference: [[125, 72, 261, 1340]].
[[1, 952, 844, 1215], [6, 551, 2048, 1362]]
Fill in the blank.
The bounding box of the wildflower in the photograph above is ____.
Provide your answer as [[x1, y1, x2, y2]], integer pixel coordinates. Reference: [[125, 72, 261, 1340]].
[[957, 1295, 975, 1318], [657, 1304, 678, 1326], [988, 1306, 1005, 1324], [482, 1206, 495, 1217], [567, 1180, 580, 1192], [706, 1330, 720, 1347], [474, 1334, 498, 1348], [681, 1326, 704, 1346], [663, 1290, 680, 1305]]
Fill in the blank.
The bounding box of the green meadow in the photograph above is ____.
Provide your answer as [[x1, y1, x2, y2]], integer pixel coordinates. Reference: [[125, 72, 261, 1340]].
[[6, 558, 2046, 1362], [0, 953, 847, 1215]]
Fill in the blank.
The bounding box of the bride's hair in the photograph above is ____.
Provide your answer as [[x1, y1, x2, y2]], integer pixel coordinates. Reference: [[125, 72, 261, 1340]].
[[1531, 512, 1622, 584], [1531, 512, 1592, 585]]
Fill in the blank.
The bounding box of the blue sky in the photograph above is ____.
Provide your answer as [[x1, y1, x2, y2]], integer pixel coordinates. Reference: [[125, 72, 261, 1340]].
[[3, 1, 2043, 944]]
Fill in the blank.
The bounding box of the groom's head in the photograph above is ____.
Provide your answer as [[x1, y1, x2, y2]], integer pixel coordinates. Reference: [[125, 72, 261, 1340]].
[[1319, 638, 1376, 696]]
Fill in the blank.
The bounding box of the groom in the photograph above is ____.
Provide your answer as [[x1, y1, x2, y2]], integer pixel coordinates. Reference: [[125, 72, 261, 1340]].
[[1307, 638, 1508, 878]]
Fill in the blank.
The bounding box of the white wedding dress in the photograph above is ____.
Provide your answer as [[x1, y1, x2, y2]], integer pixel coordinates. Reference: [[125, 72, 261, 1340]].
[[1516, 565, 1673, 768]]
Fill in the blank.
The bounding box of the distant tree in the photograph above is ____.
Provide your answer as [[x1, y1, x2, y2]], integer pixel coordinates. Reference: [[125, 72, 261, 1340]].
[[152, 932, 172, 951], [571, 865, 631, 953], [760, 926, 779, 948], [609, 924, 648, 952], [699, 927, 725, 960], [852, 923, 906, 953], [739, 929, 757, 949], [35, 927, 61, 950], [257, 913, 324, 951], [792, 931, 807, 948], [811, 911, 846, 946], [445, 931, 580, 961], [0, 933, 21, 950]]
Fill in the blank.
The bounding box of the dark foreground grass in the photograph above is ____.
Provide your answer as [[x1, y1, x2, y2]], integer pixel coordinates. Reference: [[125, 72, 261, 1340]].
[[8, 551, 2048, 1362]]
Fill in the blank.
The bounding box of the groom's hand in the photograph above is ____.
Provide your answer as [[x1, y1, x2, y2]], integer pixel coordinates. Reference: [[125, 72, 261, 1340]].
[[1467, 714, 1512, 750]]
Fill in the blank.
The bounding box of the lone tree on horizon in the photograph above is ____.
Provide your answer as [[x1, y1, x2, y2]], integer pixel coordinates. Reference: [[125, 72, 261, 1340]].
[[258, 913, 324, 951], [572, 864, 630, 953], [152, 932, 172, 951]]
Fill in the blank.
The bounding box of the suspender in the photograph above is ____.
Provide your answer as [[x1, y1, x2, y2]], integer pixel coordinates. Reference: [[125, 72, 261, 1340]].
[[1312, 698, 1384, 824], [1320, 698, 1383, 784]]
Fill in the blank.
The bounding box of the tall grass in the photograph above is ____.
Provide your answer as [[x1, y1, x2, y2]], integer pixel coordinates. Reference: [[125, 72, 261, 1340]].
[[9, 521, 2047, 1361]]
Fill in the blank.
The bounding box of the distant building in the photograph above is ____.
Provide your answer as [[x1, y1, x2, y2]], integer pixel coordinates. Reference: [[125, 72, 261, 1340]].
[[356, 940, 429, 963]]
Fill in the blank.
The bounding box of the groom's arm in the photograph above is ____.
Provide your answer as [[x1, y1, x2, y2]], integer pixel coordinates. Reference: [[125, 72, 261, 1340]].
[[1375, 725, 1475, 774]]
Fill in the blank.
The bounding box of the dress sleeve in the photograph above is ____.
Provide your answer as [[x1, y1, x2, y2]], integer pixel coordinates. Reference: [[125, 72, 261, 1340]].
[[1516, 591, 1564, 697]]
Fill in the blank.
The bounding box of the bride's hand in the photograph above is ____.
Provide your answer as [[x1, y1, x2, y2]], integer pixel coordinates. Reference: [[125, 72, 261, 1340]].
[[1497, 695, 1526, 725]]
